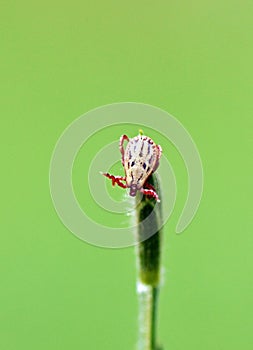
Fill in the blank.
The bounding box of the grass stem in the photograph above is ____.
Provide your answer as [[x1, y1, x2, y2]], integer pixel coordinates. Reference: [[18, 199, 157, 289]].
[[135, 174, 163, 350]]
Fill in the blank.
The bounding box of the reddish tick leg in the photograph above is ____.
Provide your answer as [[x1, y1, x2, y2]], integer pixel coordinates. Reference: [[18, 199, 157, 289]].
[[157, 144, 162, 159], [119, 135, 129, 165], [153, 144, 162, 172], [145, 182, 156, 192], [101, 172, 127, 189], [140, 187, 160, 202]]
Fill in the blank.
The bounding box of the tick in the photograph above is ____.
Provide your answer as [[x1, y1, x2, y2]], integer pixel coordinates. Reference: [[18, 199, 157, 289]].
[[101, 132, 162, 202]]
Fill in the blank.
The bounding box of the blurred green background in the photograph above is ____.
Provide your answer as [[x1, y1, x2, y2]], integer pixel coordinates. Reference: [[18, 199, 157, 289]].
[[1, 1, 253, 349]]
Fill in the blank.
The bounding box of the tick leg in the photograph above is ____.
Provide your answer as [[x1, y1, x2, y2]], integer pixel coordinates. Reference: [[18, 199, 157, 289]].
[[145, 182, 156, 192], [157, 144, 162, 158], [101, 172, 127, 189], [119, 135, 129, 165], [153, 144, 162, 172], [140, 187, 160, 202]]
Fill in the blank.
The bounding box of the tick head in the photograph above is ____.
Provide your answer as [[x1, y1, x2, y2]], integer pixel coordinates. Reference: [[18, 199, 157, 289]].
[[129, 184, 137, 197]]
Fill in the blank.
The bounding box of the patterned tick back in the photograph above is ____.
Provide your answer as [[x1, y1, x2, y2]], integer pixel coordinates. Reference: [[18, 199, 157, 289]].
[[101, 132, 162, 202], [123, 135, 161, 196]]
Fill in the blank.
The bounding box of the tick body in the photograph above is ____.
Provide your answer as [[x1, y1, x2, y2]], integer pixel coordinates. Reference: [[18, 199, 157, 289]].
[[102, 133, 162, 202]]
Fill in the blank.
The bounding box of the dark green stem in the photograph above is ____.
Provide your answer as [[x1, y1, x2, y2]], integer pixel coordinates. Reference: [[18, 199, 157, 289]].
[[135, 174, 163, 350]]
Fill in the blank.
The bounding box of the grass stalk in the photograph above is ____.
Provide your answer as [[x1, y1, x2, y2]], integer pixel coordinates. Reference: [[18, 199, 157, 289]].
[[135, 174, 163, 350]]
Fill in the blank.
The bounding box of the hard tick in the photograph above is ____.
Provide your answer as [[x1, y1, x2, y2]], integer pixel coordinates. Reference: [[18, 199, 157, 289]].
[[101, 133, 162, 202]]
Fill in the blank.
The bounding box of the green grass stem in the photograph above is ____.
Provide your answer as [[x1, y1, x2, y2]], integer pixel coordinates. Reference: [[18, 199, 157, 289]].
[[135, 174, 163, 350]]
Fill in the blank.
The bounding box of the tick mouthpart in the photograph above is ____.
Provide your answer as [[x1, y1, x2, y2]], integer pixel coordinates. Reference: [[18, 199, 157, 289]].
[[129, 184, 137, 197]]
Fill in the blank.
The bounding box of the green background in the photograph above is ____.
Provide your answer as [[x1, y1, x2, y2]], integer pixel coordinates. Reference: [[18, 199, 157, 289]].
[[1, 1, 253, 349]]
